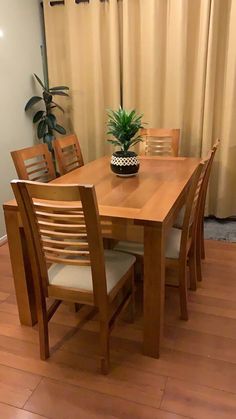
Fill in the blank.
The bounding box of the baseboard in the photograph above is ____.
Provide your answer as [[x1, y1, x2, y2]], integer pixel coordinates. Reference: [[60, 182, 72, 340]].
[[0, 235, 7, 246], [205, 215, 236, 221]]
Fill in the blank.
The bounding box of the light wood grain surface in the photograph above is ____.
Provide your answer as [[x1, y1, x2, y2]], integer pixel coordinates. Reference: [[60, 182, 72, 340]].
[[51, 156, 200, 223]]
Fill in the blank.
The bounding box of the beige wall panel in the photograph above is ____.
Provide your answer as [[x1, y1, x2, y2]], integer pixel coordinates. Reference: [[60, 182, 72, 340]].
[[0, 0, 43, 236]]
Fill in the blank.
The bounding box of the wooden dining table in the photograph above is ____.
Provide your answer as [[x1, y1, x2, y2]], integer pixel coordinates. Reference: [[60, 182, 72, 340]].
[[3, 155, 200, 358]]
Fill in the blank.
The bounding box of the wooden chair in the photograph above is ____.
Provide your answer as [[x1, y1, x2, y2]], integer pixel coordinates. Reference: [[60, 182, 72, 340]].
[[53, 134, 84, 175], [11, 180, 135, 374], [114, 157, 209, 321], [197, 140, 220, 259], [140, 128, 180, 157], [174, 140, 220, 280], [11, 143, 56, 182]]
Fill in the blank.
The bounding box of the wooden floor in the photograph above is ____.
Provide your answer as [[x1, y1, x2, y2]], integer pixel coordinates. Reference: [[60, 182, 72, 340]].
[[0, 240, 236, 418]]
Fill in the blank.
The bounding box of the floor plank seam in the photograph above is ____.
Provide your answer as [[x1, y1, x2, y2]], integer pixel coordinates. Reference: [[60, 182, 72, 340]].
[[25, 375, 170, 412], [160, 374, 236, 398], [0, 359, 42, 380], [20, 407, 49, 419], [165, 323, 236, 343], [0, 399, 48, 419], [2, 350, 236, 401], [0, 356, 169, 411], [22, 375, 44, 410], [159, 375, 168, 409], [1, 319, 236, 368], [160, 406, 193, 419], [160, 377, 194, 419]]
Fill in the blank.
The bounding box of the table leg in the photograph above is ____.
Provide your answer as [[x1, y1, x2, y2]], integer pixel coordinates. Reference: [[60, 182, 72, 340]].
[[4, 209, 37, 326], [143, 224, 165, 357]]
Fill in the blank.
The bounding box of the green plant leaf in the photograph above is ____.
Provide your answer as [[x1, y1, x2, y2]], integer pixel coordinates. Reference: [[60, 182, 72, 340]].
[[107, 139, 122, 147], [45, 116, 54, 129], [54, 124, 66, 135], [43, 133, 54, 149], [34, 73, 46, 90], [106, 107, 143, 151], [51, 91, 69, 97], [128, 137, 143, 148], [37, 119, 47, 139], [49, 86, 69, 91], [33, 110, 44, 123], [51, 101, 65, 113], [43, 91, 53, 104], [47, 113, 57, 128], [25, 96, 42, 111]]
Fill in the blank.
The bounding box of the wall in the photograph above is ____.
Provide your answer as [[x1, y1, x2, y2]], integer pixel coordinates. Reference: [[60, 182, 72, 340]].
[[0, 0, 43, 237]]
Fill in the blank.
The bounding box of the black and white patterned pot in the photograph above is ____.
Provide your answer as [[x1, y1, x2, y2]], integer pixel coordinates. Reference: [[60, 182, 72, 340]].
[[110, 151, 140, 177]]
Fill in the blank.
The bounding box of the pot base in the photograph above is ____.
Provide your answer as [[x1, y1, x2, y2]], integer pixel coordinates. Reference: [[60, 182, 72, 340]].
[[116, 173, 138, 178]]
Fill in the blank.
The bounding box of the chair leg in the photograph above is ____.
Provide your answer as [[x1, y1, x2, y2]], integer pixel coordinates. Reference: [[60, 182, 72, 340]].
[[200, 218, 205, 259], [178, 264, 188, 321], [37, 301, 50, 360], [125, 269, 136, 323], [188, 242, 197, 291], [99, 321, 110, 375], [196, 242, 203, 282], [196, 224, 203, 282]]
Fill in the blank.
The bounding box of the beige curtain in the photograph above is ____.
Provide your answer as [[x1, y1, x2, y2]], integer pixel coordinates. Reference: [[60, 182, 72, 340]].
[[44, 0, 121, 162], [43, 0, 236, 217], [43, 2, 71, 129]]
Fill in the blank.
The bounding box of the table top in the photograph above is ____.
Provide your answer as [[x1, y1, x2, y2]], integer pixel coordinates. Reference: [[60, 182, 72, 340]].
[[4, 155, 200, 225]]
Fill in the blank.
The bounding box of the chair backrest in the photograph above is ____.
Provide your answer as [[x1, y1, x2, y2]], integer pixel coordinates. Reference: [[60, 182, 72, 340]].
[[11, 180, 108, 312], [53, 134, 84, 175], [199, 139, 220, 219], [11, 143, 56, 182], [140, 128, 180, 157], [180, 154, 211, 257]]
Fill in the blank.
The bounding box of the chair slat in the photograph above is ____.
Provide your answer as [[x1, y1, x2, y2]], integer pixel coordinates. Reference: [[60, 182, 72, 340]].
[[43, 246, 89, 255], [45, 255, 91, 265], [30, 173, 51, 182], [36, 210, 85, 221], [53, 134, 84, 175], [41, 238, 89, 248], [25, 159, 48, 169], [38, 220, 87, 230], [141, 128, 180, 157], [39, 229, 87, 238], [11, 144, 56, 182]]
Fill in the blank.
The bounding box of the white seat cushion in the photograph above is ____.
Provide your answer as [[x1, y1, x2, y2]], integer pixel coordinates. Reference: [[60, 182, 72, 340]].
[[115, 227, 182, 260], [48, 250, 135, 293]]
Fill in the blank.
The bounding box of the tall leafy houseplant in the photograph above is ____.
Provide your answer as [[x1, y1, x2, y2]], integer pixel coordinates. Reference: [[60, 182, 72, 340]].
[[25, 74, 69, 151], [107, 107, 143, 177]]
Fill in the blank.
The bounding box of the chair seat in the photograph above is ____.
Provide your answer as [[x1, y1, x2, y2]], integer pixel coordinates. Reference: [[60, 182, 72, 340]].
[[48, 250, 135, 293], [115, 227, 182, 260]]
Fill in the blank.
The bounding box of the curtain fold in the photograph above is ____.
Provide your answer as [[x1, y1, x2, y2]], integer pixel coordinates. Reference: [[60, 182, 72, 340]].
[[43, 0, 236, 217], [43, 1, 71, 130], [44, 0, 121, 162], [206, 0, 236, 216], [66, 0, 121, 161]]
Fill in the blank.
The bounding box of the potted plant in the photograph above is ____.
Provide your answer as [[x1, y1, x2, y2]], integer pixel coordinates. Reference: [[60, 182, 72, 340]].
[[107, 107, 143, 177], [25, 74, 69, 154]]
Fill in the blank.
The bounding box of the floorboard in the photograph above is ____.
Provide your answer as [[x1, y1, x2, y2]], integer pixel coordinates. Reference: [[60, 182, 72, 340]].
[[0, 240, 235, 418]]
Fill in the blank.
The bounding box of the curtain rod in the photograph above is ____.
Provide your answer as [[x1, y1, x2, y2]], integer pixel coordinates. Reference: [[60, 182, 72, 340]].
[[49, 0, 109, 5]]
